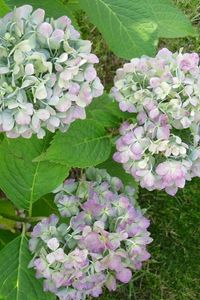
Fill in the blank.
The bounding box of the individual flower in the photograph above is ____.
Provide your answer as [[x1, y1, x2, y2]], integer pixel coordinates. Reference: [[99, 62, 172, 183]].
[[111, 48, 200, 195], [29, 168, 152, 300], [0, 5, 103, 138]]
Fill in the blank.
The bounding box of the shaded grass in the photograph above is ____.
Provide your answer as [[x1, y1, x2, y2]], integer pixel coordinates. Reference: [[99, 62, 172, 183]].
[[78, 1, 200, 299]]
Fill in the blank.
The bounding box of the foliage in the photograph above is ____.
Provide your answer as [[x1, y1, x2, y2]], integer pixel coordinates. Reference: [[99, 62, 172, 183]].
[[0, 136, 69, 212], [79, 0, 196, 59], [0, 1, 198, 300], [0, 228, 55, 300]]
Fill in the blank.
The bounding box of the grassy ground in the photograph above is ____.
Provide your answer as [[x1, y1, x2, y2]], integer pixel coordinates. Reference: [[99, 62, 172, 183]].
[[78, 1, 200, 299]]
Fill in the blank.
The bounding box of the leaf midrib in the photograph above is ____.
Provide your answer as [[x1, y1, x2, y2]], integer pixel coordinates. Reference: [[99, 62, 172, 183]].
[[28, 138, 49, 216], [57, 134, 109, 148], [0, 234, 25, 300], [92, 0, 147, 53], [16, 233, 25, 300]]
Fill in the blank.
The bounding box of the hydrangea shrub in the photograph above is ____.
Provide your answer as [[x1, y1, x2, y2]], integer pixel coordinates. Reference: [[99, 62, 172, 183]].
[[29, 168, 152, 300], [0, 5, 103, 138], [112, 49, 200, 195], [0, 2, 196, 300]]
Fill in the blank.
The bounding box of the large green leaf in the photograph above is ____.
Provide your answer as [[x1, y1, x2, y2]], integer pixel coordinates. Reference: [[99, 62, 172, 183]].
[[0, 0, 10, 16], [0, 233, 55, 300], [87, 93, 133, 128], [5, 0, 77, 25], [79, 0, 157, 59], [79, 0, 195, 59], [0, 230, 17, 250], [35, 119, 111, 168], [145, 0, 195, 38], [66, 0, 81, 12], [0, 136, 69, 213], [32, 194, 58, 217]]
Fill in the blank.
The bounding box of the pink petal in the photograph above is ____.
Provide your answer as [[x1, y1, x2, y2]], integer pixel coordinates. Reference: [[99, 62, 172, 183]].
[[31, 8, 45, 24], [116, 268, 132, 283], [38, 22, 53, 38]]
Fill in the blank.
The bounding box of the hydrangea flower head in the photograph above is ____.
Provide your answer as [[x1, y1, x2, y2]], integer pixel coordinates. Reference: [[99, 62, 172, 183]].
[[0, 5, 103, 138], [111, 48, 200, 195], [29, 168, 152, 300]]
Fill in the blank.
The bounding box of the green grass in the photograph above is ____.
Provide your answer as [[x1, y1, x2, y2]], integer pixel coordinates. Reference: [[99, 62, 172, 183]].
[[99, 180, 200, 300], [79, 1, 200, 299]]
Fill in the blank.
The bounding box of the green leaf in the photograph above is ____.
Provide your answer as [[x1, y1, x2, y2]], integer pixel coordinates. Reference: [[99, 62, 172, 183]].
[[0, 230, 17, 250], [146, 0, 196, 38], [32, 194, 58, 217], [5, 0, 78, 27], [79, 0, 157, 59], [79, 0, 195, 59], [0, 215, 16, 232], [98, 150, 139, 198], [0, 200, 17, 232], [87, 93, 132, 128], [0, 200, 16, 217], [87, 109, 119, 128], [0, 0, 10, 16], [66, 0, 81, 12], [36, 119, 112, 168], [0, 136, 69, 213], [0, 233, 55, 300]]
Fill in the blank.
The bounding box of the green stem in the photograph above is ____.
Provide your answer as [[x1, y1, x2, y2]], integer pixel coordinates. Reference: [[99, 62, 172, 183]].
[[0, 212, 44, 223]]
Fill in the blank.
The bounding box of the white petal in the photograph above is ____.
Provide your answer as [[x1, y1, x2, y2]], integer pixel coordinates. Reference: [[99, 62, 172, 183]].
[[25, 63, 34, 75], [1, 112, 14, 131], [31, 8, 45, 25], [35, 83, 47, 100], [37, 109, 50, 121], [47, 238, 59, 251]]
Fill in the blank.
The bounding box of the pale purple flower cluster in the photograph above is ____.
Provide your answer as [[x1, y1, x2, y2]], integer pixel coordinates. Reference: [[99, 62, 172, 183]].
[[111, 48, 200, 195], [0, 5, 103, 138], [29, 168, 152, 300]]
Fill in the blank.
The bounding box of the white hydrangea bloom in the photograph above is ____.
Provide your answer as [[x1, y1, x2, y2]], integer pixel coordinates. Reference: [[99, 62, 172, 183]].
[[0, 5, 104, 138]]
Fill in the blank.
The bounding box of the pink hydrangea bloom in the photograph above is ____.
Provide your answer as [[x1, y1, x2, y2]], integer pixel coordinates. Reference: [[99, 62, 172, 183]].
[[29, 168, 152, 300], [111, 48, 200, 195]]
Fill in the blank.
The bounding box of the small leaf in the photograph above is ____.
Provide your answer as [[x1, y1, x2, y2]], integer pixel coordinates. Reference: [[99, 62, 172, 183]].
[[0, 0, 10, 16], [0, 136, 69, 213], [0, 233, 55, 300], [36, 119, 112, 168]]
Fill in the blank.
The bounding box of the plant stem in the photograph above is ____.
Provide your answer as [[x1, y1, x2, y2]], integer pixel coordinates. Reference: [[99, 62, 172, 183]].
[[0, 212, 44, 223]]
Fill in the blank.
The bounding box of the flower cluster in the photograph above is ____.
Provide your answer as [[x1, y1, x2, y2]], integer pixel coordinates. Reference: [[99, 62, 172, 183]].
[[0, 5, 103, 138], [29, 168, 152, 300], [111, 48, 200, 195]]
